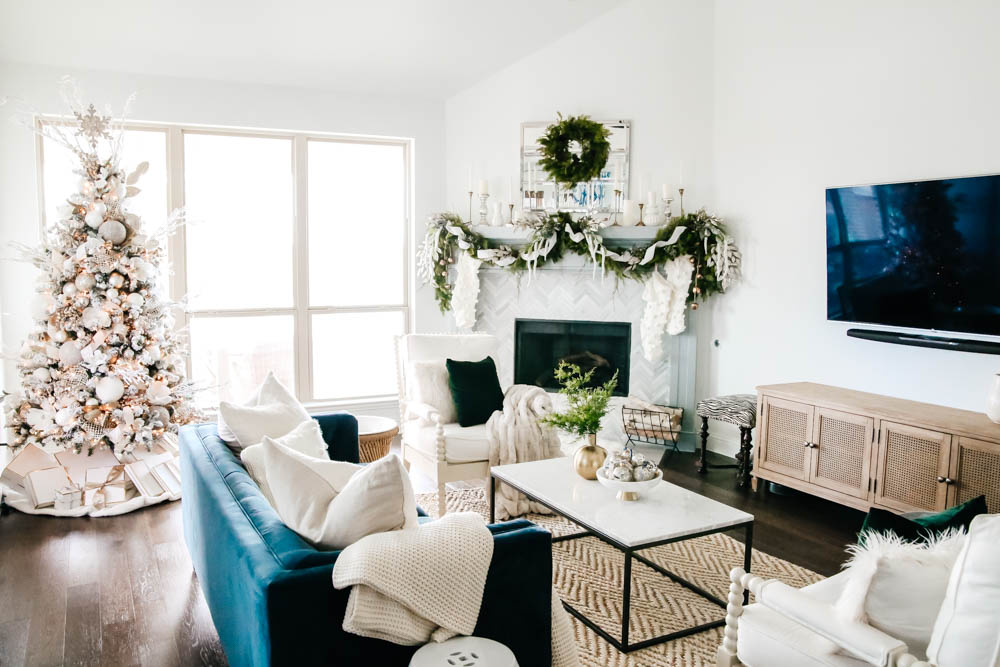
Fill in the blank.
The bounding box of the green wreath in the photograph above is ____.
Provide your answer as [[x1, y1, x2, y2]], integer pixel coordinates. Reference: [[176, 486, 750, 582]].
[[537, 114, 611, 188]]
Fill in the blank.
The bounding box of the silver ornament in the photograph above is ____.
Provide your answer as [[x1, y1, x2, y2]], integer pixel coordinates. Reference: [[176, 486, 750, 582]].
[[610, 464, 634, 482]]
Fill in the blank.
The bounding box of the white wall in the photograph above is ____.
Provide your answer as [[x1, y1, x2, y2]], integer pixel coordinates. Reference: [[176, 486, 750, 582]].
[[705, 0, 1000, 452], [0, 62, 446, 413], [444, 0, 715, 217]]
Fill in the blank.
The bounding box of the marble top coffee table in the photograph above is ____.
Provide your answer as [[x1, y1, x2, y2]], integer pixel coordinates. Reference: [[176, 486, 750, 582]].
[[490, 456, 754, 653]]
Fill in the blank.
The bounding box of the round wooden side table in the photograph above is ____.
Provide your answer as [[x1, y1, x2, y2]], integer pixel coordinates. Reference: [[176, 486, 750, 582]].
[[356, 415, 399, 463]]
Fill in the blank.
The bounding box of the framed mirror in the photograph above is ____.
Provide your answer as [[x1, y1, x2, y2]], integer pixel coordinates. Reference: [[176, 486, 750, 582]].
[[520, 119, 630, 213]]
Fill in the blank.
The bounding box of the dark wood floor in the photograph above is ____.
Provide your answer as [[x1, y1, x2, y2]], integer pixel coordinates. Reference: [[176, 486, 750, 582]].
[[0, 449, 864, 666]]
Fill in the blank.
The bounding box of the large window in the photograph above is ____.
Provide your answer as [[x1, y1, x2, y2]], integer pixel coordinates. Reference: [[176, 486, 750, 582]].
[[38, 121, 410, 408]]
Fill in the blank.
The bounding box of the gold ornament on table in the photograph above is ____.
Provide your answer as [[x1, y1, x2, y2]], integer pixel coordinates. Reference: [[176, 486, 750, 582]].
[[540, 362, 619, 480]]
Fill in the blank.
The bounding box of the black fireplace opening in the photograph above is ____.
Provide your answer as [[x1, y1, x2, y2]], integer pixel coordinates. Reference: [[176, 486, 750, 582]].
[[514, 318, 630, 397]]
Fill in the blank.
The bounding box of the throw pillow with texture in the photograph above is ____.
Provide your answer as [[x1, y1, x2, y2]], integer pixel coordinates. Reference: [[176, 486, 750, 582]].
[[446, 356, 504, 427], [216, 371, 302, 444], [835, 530, 966, 660], [859, 495, 986, 544], [240, 419, 330, 506], [262, 438, 418, 550], [927, 513, 1000, 667], [406, 359, 457, 424]]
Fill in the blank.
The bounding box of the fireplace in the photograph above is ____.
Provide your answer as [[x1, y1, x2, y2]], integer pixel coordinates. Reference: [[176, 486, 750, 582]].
[[514, 318, 630, 396]]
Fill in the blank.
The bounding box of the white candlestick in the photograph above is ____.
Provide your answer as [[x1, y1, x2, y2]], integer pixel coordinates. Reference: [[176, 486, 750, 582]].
[[615, 162, 623, 185], [638, 175, 647, 202], [679, 162, 684, 188], [507, 176, 513, 203], [662, 183, 671, 198], [479, 179, 489, 196], [467, 167, 473, 192]]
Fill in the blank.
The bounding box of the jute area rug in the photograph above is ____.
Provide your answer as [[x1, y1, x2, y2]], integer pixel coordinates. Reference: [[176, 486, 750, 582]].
[[415, 487, 824, 667]]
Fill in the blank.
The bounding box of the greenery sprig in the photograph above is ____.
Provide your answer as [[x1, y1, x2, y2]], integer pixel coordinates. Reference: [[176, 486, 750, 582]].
[[541, 362, 618, 438], [537, 114, 611, 188]]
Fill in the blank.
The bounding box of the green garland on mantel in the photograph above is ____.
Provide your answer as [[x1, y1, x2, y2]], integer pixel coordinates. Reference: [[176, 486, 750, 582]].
[[417, 210, 742, 314]]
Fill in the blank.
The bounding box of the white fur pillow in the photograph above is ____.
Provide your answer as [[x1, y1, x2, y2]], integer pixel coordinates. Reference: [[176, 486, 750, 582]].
[[262, 437, 418, 550], [217, 372, 303, 444], [240, 419, 330, 506], [835, 530, 966, 660], [406, 360, 457, 424]]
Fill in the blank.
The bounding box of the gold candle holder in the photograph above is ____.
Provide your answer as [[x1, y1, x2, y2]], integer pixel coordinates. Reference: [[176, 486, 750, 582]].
[[637, 202, 645, 226], [467, 191, 474, 224], [678, 187, 686, 217], [508, 203, 514, 224], [613, 188, 622, 225]]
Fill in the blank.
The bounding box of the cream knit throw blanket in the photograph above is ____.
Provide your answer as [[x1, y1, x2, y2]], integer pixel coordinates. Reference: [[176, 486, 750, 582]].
[[332, 511, 579, 666], [487, 384, 563, 521]]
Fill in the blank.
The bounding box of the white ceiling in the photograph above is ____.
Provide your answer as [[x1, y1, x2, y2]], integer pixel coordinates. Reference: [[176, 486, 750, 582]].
[[0, 0, 622, 98]]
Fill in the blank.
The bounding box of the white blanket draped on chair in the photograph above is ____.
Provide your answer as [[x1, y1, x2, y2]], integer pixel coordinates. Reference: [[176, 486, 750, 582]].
[[486, 384, 563, 521]]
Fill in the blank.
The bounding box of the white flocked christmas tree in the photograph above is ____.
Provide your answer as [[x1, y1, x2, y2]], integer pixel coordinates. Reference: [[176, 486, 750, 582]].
[[3, 98, 197, 455]]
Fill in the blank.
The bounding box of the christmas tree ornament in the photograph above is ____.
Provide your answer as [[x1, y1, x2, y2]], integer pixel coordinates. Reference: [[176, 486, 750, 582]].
[[74, 273, 96, 291], [98, 220, 127, 244], [95, 376, 125, 403], [58, 341, 83, 366]]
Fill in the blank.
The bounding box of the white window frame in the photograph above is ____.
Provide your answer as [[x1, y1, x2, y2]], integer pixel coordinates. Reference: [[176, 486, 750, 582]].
[[36, 118, 413, 410]]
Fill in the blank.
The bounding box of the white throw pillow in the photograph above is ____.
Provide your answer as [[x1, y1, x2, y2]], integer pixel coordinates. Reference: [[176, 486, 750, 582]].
[[927, 514, 1000, 667], [835, 530, 966, 660], [406, 359, 457, 424], [262, 437, 418, 550], [216, 372, 302, 444], [240, 420, 330, 506]]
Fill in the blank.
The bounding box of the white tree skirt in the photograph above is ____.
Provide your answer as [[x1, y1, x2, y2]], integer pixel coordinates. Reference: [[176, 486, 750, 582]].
[[1, 481, 178, 517]]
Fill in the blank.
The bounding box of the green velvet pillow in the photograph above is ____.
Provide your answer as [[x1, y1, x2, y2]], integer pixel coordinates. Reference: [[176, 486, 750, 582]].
[[446, 357, 504, 427], [859, 494, 987, 544]]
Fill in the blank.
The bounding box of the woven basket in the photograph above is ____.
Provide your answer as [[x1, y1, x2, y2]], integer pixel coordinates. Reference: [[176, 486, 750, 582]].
[[358, 425, 398, 463]]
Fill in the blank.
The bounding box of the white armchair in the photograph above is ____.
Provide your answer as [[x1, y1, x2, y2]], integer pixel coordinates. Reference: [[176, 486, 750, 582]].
[[716, 567, 929, 667], [394, 333, 499, 517]]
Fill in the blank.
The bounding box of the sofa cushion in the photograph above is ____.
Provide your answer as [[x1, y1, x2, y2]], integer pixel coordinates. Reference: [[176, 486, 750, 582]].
[[240, 420, 330, 507], [263, 438, 418, 549], [447, 356, 504, 427], [859, 495, 986, 543], [218, 372, 311, 451], [404, 422, 490, 463], [927, 513, 1000, 666]]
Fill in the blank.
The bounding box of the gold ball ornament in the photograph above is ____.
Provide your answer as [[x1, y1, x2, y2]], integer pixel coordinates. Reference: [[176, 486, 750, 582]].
[[573, 435, 608, 480], [691, 302, 699, 310]]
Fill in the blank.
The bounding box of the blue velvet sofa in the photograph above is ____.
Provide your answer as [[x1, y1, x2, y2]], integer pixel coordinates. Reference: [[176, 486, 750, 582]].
[[180, 413, 554, 667]]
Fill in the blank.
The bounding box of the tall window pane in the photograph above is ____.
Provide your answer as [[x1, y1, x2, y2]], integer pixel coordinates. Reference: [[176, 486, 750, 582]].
[[189, 315, 294, 407], [308, 141, 405, 306], [184, 134, 293, 309], [311, 311, 405, 399]]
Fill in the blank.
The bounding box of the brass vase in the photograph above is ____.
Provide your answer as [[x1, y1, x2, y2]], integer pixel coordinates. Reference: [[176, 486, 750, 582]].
[[574, 433, 607, 480]]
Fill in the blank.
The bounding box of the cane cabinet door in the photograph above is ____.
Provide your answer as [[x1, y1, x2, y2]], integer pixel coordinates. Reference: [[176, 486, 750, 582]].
[[949, 437, 1000, 512], [759, 396, 813, 481], [809, 408, 874, 499], [875, 422, 951, 512]]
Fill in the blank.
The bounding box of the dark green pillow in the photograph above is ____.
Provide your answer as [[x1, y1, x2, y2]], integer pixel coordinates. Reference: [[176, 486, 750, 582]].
[[446, 357, 504, 427], [859, 495, 987, 544]]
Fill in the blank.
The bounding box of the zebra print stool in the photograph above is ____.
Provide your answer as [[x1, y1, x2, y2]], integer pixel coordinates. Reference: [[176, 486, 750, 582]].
[[696, 393, 757, 487]]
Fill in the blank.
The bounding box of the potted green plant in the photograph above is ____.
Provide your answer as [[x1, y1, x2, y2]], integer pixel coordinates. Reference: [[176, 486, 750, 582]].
[[541, 361, 618, 479]]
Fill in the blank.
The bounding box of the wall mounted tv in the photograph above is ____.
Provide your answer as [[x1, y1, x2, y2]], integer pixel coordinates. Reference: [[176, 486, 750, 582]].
[[826, 174, 1000, 338]]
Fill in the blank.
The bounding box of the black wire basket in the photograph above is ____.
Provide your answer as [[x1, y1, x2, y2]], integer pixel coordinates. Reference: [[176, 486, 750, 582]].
[[621, 405, 683, 453]]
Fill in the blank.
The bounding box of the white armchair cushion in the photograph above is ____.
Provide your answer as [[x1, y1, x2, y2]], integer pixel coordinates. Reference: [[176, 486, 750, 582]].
[[263, 439, 418, 550], [834, 530, 965, 660], [401, 333, 498, 363], [402, 422, 490, 463], [405, 360, 457, 424], [928, 513, 1000, 666]]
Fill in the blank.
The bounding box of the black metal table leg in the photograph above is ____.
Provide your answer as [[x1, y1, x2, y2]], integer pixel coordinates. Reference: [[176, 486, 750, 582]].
[[622, 550, 632, 650], [489, 475, 495, 524]]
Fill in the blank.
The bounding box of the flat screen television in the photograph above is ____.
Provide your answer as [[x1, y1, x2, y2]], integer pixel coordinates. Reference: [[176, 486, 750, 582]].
[[826, 174, 1000, 337]]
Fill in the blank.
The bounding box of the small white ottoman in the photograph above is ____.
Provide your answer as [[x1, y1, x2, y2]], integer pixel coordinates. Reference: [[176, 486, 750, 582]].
[[409, 636, 517, 667]]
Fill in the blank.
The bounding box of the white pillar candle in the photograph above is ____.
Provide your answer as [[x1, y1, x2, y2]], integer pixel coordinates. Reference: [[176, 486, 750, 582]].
[[622, 200, 640, 227], [479, 179, 489, 196], [662, 183, 671, 198]]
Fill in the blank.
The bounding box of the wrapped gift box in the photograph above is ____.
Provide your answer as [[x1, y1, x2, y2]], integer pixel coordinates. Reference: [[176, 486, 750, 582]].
[[1, 443, 58, 491], [151, 459, 181, 497], [85, 465, 133, 492], [56, 447, 122, 487], [125, 460, 165, 498], [54, 484, 83, 511], [24, 466, 72, 508]]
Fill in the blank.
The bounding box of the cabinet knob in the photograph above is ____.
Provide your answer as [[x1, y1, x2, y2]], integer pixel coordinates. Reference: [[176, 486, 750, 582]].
[[944, 477, 955, 485], [803, 441, 811, 448], [937, 476, 946, 483]]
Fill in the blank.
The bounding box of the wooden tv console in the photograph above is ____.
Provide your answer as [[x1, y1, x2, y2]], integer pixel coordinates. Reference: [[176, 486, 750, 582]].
[[753, 382, 1000, 514]]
